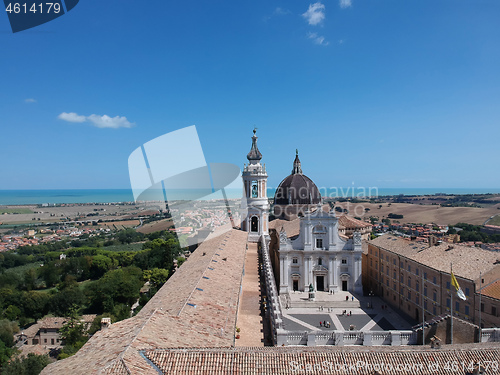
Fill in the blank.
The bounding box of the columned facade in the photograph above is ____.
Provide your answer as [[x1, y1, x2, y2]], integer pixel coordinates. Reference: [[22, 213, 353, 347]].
[[278, 206, 363, 295]]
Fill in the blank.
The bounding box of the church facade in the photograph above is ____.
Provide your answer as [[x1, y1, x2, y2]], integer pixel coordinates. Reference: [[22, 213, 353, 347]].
[[240, 130, 363, 294], [277, 208, 363, 294]]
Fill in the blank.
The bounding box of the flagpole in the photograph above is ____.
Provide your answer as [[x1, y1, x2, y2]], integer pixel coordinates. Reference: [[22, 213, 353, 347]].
[[422, 268, 425, 345], [479, 272, 482, 343], [450, 262, 453, 345]]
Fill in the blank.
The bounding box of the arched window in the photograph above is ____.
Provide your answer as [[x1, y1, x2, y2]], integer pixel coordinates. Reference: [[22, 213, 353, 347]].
[[251, 216, 259, 232]]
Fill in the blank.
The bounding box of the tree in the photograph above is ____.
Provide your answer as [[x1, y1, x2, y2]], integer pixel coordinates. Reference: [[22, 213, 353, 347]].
[[90, 254, 115, 279], [86, 267, 143, 315], [0, 341, 13, 369], [39, 261, 61, 288], [0, 320, 18, 348], [1, 353, 50, 375], [143, 268, 169, 288], [57, 310, 89, 360], [20, 291, 50, 322]]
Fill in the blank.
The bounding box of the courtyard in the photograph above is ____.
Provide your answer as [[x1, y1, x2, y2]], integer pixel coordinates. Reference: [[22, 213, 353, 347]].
[[280, 291, 415, 333]]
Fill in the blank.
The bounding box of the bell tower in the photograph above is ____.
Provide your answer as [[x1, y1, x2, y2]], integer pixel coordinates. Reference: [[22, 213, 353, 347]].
[[241, 128, 269, 242]]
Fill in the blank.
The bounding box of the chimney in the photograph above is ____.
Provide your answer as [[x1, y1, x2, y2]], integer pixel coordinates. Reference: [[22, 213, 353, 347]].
[[101, 317, 111, 330]]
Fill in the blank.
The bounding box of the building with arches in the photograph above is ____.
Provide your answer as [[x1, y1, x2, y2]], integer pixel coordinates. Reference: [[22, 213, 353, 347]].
[[240, 129, 269, 243], [276, 205, 363, 294]]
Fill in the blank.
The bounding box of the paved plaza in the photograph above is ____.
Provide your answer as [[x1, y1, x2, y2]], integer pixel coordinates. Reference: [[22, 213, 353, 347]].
[[281, 290, 415, 332]]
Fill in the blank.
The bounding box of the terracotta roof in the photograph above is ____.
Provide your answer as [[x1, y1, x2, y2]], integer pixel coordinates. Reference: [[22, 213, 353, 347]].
[[481, 279, 500, 300], [142, 345, 500, 374], [268, 218, 301, 238], [338, 215, 372, 229], [369, 235, 500, 281], [41, 229, 248, 375]]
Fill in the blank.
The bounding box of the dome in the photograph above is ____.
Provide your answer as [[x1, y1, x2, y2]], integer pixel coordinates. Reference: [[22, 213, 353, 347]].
[[274, 150, 321, 206]]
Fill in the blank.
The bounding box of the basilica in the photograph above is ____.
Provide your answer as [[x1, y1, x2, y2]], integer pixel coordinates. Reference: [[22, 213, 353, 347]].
[[240, 130, 364, 295]]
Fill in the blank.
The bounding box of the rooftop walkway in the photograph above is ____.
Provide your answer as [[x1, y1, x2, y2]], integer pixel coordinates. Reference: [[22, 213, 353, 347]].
[[235, 242, 264, 346]]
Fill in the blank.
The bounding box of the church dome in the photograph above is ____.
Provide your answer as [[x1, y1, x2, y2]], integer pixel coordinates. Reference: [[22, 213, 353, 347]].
[[274, 150, 321, 206]]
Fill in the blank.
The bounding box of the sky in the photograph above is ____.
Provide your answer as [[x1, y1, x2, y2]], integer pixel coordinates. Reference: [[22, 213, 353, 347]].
[[1, 0, 499, 191]]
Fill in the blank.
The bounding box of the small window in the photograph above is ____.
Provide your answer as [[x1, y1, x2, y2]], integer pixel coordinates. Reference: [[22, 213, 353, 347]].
[[433, 292, 437, 302], [393, 271, 396, 279], [465, 305, 470, 316], [416, 296, 419, 304], [408, 291, 411, 300], [316, 238, 323, 249], [481, 303, 484, 312], [455, 301, 460, 313], [424, 287, 427, 297], [251, 181, 258, 198], [424, 272, 427, 280], [424, 301, 427, 310], [408, 278, 411, 288], [342, 259, 347, 264], [318, 258, 323, 266], [447, 298, 450, 308], [446, 281, 450, 290], [433, 306, 436, 315], [393, 258, 396, 265], [292, 258, 298, 264], [416, 282, 419, 292], [493, 306, 497, 316], [416, 268, 419, 276], [433, 276, 436, 284], [408, 265, 411, 272], [465, 287, 469, 297], [44, 339, 47, 343]]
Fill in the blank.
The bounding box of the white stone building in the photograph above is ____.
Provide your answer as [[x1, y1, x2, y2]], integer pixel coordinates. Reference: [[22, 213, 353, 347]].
[[240, 129, 269, 243], [278, 206, 363, 295]]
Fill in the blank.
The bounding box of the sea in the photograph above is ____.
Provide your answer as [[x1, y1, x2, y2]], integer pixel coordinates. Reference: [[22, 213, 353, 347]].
[[0, 188, 500, 206]]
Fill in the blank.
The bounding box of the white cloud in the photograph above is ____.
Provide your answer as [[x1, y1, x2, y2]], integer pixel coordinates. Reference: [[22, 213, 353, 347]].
[[58, 112, 86, 123], [87, 114, 134, 129], [25, 98, 36, 103], [308, 32, 329, 46], [274, 7, 291, 15], [339, 0, 352, 9], [58, 112, 134, 128], [302, 2, 325, 26]]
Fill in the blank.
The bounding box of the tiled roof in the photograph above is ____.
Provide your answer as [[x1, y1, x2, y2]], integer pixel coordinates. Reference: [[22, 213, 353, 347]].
[[338, 215, 372, 229], [143, 345, 500, 374], [269, 218, 301, 238], [481, 279, 500, 300], [369, 236, 500, 280], [41, 229, 248, 375]]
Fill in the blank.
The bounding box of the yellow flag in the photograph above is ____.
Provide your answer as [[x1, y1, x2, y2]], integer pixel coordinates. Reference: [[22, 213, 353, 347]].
[[451, 271, 466, 301]]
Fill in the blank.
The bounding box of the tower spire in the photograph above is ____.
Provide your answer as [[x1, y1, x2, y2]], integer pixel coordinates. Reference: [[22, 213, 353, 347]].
[[292, 149, 302, 174], [247, 128, 262, 162]]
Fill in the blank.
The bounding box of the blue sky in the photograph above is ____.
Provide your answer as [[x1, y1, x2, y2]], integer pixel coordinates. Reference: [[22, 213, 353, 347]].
[[1, 0, 499, 190]]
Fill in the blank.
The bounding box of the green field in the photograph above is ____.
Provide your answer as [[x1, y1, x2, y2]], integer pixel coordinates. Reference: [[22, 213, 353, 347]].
[[0, 208, 33, 214], [102, 242, 144, 252], [3, 262, 42, 276], [487, 214, 500, 226]]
